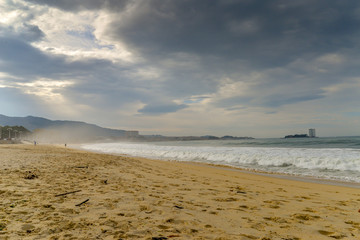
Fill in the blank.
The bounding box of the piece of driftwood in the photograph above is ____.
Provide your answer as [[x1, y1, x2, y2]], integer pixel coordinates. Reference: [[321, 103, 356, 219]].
[[55, 190, 81, 197], [75, 199, 89, 207]]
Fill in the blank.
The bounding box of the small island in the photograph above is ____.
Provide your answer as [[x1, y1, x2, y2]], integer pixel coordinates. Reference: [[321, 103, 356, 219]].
[[284, 129, 317, 139], [284, 134, 309, 138]]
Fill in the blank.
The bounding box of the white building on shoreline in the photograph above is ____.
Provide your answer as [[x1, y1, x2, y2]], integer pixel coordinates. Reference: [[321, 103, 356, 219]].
[[309, 128, 316, 138]]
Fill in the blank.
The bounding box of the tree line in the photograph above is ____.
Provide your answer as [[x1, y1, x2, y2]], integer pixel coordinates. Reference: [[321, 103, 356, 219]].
[[0, 125, 31, 139]]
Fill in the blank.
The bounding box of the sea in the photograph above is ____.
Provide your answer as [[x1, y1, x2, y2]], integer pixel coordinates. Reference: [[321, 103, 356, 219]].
[[81, 136, 360, 184]]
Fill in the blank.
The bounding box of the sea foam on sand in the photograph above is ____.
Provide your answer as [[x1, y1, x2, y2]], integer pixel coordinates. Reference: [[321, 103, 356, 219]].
[[0, 144, 359, 239]]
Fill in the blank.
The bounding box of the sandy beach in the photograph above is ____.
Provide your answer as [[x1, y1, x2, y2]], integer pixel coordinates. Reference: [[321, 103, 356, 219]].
[[0, 144, 359, 239]]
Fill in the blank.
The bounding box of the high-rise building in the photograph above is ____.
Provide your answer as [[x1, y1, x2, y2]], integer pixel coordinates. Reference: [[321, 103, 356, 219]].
[[309, 128, 316, 138]]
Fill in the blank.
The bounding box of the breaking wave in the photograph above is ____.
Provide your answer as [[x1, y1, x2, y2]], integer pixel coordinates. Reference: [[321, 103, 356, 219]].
[[81, 140, 360, 183]]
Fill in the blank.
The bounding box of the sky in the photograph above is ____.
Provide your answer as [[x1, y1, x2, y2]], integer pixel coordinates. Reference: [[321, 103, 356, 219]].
[[1, 0, 360, 138]]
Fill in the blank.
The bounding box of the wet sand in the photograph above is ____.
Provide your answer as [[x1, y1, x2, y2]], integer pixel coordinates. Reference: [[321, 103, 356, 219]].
[[0, 144, 359, 239]]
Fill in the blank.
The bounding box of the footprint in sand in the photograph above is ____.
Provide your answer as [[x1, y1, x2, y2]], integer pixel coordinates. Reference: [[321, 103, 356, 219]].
[[292, 213, 321, 222], [302, 207, 317, 213], [318, 230, 347, 239], [263, 216, 288, 224]]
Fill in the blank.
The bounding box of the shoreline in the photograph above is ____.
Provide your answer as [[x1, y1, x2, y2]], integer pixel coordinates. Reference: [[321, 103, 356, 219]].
[[190, 162, 360, 189], [1, 144, 359, 239], [74, 144, 360, 189]]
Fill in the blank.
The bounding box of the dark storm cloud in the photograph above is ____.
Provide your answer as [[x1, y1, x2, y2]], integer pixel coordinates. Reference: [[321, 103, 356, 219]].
[[92, 0, 360, 110], [0, 19, 45, 43], [0, 35, 154, 112], [3, 0, 360, 120], [0, 37, 61, 78], [106, 0, 360, 68], [0, 23, 45, 42], [0, 37, 112, 78], [25, 0, 130, 12], [20, 24, 45, 42]]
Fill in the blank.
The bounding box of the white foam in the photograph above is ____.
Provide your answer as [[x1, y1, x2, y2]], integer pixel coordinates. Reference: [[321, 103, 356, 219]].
[[81, 142, 360, 182]]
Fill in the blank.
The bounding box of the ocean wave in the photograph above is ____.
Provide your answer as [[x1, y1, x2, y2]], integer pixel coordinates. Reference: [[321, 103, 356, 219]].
[[81, 142, 360, 173]]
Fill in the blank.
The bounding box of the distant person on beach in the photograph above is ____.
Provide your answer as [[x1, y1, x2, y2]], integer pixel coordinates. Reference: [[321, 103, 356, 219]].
[[65, 143, 67, 147], [34, 141, 36, 146]]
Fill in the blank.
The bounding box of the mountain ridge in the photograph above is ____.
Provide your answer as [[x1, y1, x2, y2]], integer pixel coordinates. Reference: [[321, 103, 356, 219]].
[[0, 114, 131, 142], [0, 114, 101, 130]]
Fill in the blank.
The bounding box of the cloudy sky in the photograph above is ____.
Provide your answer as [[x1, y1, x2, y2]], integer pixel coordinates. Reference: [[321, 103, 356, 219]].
[[1, 0, 360, 137]]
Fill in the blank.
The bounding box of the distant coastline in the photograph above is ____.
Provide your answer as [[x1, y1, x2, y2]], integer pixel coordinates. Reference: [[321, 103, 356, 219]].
[[139, 135, 254, 142], [0, 114, 254, 143], [284, 134, 310, 138]]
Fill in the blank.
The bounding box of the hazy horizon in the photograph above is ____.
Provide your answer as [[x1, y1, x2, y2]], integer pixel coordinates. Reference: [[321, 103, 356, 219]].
[[1, 1, 360, 138]]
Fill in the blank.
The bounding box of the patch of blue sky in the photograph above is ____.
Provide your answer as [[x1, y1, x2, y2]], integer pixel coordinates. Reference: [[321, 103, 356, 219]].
[[66, 26, 95, 41], [183, 99, 200, 104], [66, 27, 114, 50], [183, 96, 210, 104]]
